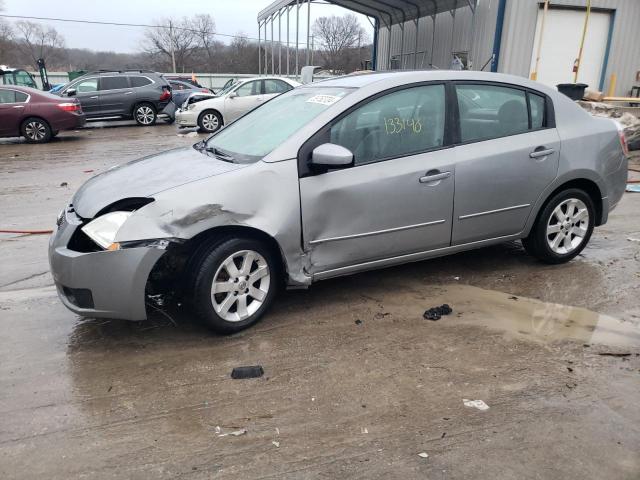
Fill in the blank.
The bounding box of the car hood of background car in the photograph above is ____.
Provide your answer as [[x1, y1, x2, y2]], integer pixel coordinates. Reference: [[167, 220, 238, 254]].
[[72, 146, 246, 218]]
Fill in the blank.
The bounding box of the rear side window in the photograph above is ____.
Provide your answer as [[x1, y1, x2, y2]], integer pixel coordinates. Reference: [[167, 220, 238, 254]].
[[330, 84, 446, 166], [0, 89, 16, 103], [99, 76, 129, 90], [130, 76, 153, 88], [15, 91, 28, 102], [170, 81, 186, 90], [264, 79, 291, 94], [456, 84, 528, 142]]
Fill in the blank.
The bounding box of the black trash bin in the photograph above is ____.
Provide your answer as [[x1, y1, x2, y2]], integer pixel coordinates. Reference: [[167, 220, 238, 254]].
[[557, 83, 588, 101]]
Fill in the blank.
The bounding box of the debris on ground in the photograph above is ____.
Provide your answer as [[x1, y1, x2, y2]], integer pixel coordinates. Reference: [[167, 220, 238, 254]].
[[508, 296, 518, 301], [597, 352, 632, 357], [272, 441, 280, 447], [627, 237, 640, 242], [423, 304, 453, 321], [59, 182, 68, 187], [627, 185, 640, 193], [83, 169, 94, 173], [417, 452, 429, 458], [178, 131, 200, 138], [463, 399, 490, 411], [361, 427, 368, 434], [217, 428, 247, 437], [231, 366, 264, 379], [355, 319, 362, 325]]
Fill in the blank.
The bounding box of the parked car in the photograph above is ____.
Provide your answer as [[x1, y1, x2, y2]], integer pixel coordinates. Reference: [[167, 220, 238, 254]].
[[49, 71, 628, 333], [0, 66, 38, 89], [0, 85, 85, 143], [55, 70, 171, 125], [175, 76, 300, 132]]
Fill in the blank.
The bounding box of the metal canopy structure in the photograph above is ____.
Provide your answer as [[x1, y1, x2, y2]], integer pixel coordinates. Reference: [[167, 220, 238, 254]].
[[257, 0, 478, 75]]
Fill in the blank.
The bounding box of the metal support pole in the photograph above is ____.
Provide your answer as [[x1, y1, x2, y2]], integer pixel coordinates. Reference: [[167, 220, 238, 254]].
[[387, 25, 392, 70], [264, 20, 269, 74], [278, 10, 282, 75], [413, 18, 419, 68], [271, 16, 275, 75], [430, 15, 436, 67], [466, 0, 477, 70], [286, 6, 290, 76], [450, 3, 457, 66], [258, 21, 262, 76], [306, 0, 311, 66], [400, 23, 405, 69], [296, 0, 300, 77], [168, 21, 176, 73]]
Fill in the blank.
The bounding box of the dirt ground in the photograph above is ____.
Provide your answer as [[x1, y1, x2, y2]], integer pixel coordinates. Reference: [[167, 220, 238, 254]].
[[1, 123, 639, 479]]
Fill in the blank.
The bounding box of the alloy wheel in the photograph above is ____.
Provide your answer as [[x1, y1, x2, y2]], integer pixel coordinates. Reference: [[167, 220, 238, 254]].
[[546, 198, 589, 255], [202, 113, 219, 131], [210, 250, 271, 322], [25, 121, 46, 141], [136, 106, 155, 125]]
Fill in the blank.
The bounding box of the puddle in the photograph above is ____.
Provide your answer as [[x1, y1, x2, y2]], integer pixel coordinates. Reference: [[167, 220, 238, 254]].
[[428, 285, 640, 348]]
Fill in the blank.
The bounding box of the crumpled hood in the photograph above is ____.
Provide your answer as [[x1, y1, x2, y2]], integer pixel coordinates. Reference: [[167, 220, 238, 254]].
[[72, 146, 245, 218]]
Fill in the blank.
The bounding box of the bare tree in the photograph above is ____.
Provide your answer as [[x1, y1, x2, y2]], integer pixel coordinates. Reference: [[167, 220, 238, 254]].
[[0, 20, 13, 65], [143, 17, 200, 73], [14, 21, 65, 68], [191, 13, 217, 69], [313, 14, 367, 73]]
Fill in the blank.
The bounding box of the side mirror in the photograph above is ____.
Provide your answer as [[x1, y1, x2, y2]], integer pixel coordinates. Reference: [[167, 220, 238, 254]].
[[66, 88, 76, 97], [311, 143, 354, 169], [228, 91, 238, 99]]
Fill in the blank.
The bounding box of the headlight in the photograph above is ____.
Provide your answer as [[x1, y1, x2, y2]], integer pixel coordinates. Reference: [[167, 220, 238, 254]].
[[187, 103, 196, 110], [81, 211, 132, 250]]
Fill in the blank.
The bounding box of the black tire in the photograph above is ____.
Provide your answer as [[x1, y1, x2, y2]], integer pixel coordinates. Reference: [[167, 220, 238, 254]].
[[522, 188, 595, 264], [190, 237, 280, 334], [133, 103, 157, 126], [21, 117, 52, 143], [197, 110, 222, 133]]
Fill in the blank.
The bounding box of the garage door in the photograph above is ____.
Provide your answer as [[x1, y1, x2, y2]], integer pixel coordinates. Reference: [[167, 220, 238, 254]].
[[529, 7, 611, 90]]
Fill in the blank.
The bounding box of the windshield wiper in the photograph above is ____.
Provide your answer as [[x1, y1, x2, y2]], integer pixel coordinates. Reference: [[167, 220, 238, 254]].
[[204, 146, 235, 163]]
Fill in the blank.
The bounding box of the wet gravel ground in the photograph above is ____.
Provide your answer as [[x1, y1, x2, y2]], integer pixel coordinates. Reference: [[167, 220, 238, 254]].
[[1, 123, 639, 479]]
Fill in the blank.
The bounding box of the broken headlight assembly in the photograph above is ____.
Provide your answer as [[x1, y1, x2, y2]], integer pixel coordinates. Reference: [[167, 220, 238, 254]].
[[81, 211, 132, 250]]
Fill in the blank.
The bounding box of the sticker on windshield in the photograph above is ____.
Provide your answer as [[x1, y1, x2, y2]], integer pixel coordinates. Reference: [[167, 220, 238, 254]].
[[306, 94, 341, 106]]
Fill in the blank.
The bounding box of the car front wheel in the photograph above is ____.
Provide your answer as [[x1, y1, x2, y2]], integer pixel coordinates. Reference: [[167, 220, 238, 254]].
[[198, 110, 222, 133], [134, 103, 157, 126], [522, 188, 595, 264], [191, 237, 278, 333], [21, 117, 52, 143]]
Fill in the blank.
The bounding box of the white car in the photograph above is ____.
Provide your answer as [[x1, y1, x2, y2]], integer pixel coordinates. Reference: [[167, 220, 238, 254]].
[[175, 76, 300, 133]]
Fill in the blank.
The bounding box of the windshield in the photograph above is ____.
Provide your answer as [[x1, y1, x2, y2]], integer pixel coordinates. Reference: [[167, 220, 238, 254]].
[[205, 86, 353, 163]]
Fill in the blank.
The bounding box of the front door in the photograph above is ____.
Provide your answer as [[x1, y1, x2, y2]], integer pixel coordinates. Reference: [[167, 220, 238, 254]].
[[224, 80, 263, 122], [300, 84, 455, 274], [451, 83, 560, 245], [70, 78, 100, 116]]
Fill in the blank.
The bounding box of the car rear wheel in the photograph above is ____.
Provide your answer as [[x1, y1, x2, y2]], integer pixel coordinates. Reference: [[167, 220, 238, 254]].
[[21, 117, 52, 143], [134, 103, 157, 126], [198, 110, 222, 133], [522, 188, 595, 264], [191, 237, 279, 334]]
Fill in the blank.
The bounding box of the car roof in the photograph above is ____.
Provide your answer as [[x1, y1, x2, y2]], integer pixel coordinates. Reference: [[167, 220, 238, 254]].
[[307, 70, 559, 96]]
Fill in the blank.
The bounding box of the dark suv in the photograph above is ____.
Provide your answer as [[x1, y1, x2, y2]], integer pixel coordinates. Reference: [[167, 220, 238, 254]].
[[56, 70, 172, 125]]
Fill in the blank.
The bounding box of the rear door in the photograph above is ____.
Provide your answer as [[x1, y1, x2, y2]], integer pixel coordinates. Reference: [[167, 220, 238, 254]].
[[224, 80, 263, 122], [0, 89, 26, 136], [451, 82, 560, 244], [98, 76, 132, 116], [300, 83, 455, 274], [263, 79, 293, 101]]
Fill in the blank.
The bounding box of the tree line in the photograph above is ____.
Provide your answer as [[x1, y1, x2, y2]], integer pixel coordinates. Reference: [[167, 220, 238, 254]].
[[0, 10, 371, 76]]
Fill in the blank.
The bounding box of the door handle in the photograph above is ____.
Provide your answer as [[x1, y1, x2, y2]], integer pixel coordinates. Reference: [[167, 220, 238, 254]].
[[89, 96, 99, 99], [124, 91, 134, 95], [12, 105, 24, 108], [529, 147, 555, 158], [419, 171, 451, 184]]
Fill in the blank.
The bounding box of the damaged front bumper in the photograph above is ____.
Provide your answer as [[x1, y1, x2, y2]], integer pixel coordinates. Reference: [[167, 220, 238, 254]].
[[48, 207, 166, 321]]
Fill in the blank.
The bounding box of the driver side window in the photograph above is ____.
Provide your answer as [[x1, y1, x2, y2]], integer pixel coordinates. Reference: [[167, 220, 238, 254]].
[[75, 79, 98, 93], [236, 81, 259, 97], [330, 84, 446, 166]]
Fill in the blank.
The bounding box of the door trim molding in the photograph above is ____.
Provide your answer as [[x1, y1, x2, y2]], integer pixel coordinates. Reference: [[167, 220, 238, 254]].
[[309, 219, 446, 245], [458, 203, 530, 220]]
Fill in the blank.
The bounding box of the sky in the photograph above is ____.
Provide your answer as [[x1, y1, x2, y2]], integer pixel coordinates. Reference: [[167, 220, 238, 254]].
[[1, 0, 373, 53]]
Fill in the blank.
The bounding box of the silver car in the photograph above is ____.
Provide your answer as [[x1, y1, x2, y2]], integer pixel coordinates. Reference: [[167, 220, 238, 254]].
[[49, 71, 628, 333]]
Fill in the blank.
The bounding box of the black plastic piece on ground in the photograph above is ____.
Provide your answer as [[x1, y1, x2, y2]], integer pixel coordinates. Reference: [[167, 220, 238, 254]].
[[231, 366, 264, 379], [423, 304, 453, 321]]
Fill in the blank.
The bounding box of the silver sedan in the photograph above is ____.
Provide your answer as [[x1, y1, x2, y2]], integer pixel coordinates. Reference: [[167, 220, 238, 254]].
[[49, 71, 628, 333]]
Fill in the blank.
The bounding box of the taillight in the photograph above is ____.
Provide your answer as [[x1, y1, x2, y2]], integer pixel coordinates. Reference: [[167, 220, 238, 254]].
[[200, 88, 209, 93], [619, 129, 629, 157], [57, 102, 81, 112], [159, 88, 171, 101]]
